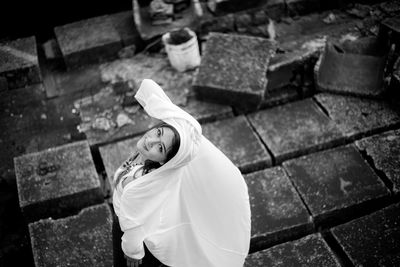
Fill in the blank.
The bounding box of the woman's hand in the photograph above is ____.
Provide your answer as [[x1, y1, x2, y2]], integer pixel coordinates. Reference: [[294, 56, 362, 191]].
[[124, 254, 142, 267]]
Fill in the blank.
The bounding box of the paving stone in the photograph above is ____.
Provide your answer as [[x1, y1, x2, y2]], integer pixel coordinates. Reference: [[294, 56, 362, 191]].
[[0, 36, 42, 89], [193, 32, 275, 111], [207, 0, 265, 16], [331, 202, 400, 266], [260, 85, 300, 109], [314, 93, 400, 140], [98, 136, 140, 187], [202, 115, 271, 173], [314, 37, 387, 98], [54, 15, 122, 69], [0, 83, 45, 115], [245, 167, 312, 252], [245, 233, 341, 267], [356, 129, 400, 193], [29, 203, 113, 267], [108, 11, 142, 47], [247, 98, 345, 163], [199, 13, 235, 36], [283, 145, 391, 227], [14, 140, 103, 222]]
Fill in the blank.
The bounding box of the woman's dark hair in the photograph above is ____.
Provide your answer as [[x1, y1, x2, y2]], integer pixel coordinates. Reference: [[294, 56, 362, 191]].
[[139, 122, 180, 175], [114, 122, 180, 187]]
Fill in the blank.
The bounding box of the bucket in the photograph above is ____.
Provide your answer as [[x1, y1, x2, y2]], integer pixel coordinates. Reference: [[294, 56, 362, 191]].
[[162, 28, 201, 72]]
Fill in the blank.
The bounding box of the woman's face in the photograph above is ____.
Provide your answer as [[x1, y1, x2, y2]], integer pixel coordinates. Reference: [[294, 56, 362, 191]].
[[136, 126, 176, 164]]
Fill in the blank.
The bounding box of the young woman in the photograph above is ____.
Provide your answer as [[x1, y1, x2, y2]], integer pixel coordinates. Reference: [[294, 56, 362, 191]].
[[112, 79, 251, 267]]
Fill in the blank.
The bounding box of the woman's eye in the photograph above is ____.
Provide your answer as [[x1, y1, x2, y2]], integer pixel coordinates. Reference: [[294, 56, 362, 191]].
[[157, 128, 161, 136], [159, 144, 163, 153]]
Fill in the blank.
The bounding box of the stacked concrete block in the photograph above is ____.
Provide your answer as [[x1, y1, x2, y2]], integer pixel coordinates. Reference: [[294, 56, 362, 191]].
[[0, 36, 42, 90], [202, 115, 272, 173], [283, 145, 391, 227], [245, 167, 313, 252], [14, 140, 103, 222], [29, 203, 113, 267], [54, 15, 122, 69], [193, 32, 275, 112]]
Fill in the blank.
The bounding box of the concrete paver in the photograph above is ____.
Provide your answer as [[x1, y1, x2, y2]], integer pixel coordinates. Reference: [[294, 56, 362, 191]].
[[202, 115, 272, 174], [356, 129, 400, 193], [14, 140, 103, 222], [245, 167, 312, 252], [193, 32, 275, 111], [245, 233, 341, 267], [331, 202, 400, 266], [248, 98, 345, 163], [28, 203, 113, 267], [0, 36, 42, 90], [314, 93, 400, 140], [283, 145, 390, 227]]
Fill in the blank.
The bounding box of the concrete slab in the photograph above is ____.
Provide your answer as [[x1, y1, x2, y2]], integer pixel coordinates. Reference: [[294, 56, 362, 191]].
[[202, 115, 272, 173], [193, 32, 275, 111], [247, 98, 345, 163], [54, 15, 122, 69], [331, 202, 400, 266], [245, 234, 341, 267], [245, 167, 312, 252], [356, 129, 400, 193], [0, 36, 42, 89], [261, 85, 300, 109], [283, 145, 390, 228], [182, 98, 233, 124], [29, 203, 113, 267], [14, 141, 103, 222], [314, 93, 400, 140], [108, 11, 142, 47]]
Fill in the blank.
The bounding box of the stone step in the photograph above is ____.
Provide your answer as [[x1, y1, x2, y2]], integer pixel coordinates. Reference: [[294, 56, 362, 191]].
[[14, 140, 103, 222], [245, 166, 313, 253], [314, 93, 400, 141], [245, 233, 341, 267], [330, 202, 400, 266], [247, 98, 345, 164], [28, 203, 113, 267], [0, 36, 42, 90], [202, 115, 272, 174], [355, 129, 400, 193], [283, 144, 391, 228], [193, 32, 276, 112]]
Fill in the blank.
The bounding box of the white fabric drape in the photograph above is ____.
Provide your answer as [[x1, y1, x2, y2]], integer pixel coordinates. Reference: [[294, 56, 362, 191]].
[[117, 79, 251, 267]]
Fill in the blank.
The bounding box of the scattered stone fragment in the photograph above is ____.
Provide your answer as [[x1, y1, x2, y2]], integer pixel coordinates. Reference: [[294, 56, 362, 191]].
[[14, 140, 103, 222], [314, 93, 400, 140], [245, 167, 312, 252], [331, 202, 400, 266], [193, 32, 275, 111], [54, 15, 122, 69], [116, 112, 134, 127], [283, 145, 390, 227], [0, 36, 42, 89], [118, 44, 137, 59], [29, 204, 113, 267], [245, 234, 341, 267], [247, 98, 344, 163], [202, 115, 272, 173], [356, 129, 400, 193]]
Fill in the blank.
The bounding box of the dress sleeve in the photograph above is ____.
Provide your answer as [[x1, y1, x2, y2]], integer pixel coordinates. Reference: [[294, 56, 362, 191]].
[[135, 79, 201, 134], [121, 226, 146, 259]]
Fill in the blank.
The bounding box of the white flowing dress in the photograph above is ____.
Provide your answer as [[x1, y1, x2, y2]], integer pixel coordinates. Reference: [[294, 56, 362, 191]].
[[113, 79, 251, 267]]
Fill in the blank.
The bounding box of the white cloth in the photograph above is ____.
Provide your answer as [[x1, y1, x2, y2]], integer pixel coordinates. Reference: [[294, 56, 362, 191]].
[[115, 79, 251, 267]]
